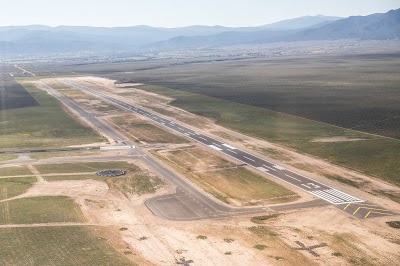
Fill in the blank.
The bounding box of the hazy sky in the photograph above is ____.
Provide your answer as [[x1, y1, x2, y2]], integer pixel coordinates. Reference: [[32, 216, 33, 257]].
[[2, 0, 399, 27]]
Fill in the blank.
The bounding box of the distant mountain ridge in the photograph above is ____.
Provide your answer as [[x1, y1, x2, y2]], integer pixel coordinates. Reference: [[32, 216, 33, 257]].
[[260, 15, 342, 29], [152, 9, 400, 49], [0, 10, 398, 55]]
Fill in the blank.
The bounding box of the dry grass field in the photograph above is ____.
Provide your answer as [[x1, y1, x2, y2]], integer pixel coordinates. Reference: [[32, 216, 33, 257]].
[[152, 145, 298, 206], [0, 81, 102, 150], [110, 114, 189, 144]]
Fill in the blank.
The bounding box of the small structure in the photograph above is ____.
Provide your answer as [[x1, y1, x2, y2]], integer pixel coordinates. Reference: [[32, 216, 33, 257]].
[[294, 241, 327, 257], [96, 169, 126, 177], [176, 257, 193, 266]]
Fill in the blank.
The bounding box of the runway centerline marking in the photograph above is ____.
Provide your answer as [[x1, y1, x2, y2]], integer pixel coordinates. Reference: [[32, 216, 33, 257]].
[[285, 174, 301, 182], [243, 156, 255, 162]]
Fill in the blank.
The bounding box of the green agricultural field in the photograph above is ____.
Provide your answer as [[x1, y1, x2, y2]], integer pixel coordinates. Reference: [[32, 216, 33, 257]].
[[0, 166, 32, 177], [138, 85, 400, 187], [0, 227, 135, 266], [0, 155, 18, 162], [0, 177, 37, 200], [0, 196, 84, 224], [0, 81, 102, 150]]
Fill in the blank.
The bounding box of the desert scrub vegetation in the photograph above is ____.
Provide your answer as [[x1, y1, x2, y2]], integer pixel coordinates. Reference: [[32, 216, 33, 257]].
[[386, 221, 400, 229], [250, 214, 280, 224], [106, 172, 163, 196]]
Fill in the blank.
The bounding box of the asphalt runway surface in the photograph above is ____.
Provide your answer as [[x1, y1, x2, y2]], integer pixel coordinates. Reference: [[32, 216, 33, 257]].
[[49, 80, 395, 219]]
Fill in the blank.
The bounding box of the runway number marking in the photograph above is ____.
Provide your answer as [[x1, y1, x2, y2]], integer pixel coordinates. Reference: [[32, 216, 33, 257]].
[[209, 145, 222, 151], [222, 144, 236, 150], [307, 183, 321, 189]]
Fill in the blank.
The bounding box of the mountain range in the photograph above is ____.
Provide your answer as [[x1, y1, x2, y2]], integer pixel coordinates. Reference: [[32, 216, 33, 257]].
[[0, 9, 399, 55]]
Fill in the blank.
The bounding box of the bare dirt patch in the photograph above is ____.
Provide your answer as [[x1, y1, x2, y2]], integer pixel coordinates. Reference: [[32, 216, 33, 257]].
[[310, 137, 367, 143]]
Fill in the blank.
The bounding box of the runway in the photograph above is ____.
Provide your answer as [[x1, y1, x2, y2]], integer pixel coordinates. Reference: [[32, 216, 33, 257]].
[[60, 79, 396, 219], [61, 80, 364, 205], [35, 81, 329, 220]]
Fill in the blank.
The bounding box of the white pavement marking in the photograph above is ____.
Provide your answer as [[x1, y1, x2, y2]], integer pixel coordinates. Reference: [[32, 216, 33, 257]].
[[273, 165, 285, 170], [226, 149, 237, 154], [256, 167, 269, 173], [209, 145, 222, 151], [285, 174, 301, 182], [324, 189, 364, 202], [243, 156, 255, 162], [311, 190, 342, 204], [222, 144, 236, 150], [198, 136, 208, 141], [263, 165, 277, 171]]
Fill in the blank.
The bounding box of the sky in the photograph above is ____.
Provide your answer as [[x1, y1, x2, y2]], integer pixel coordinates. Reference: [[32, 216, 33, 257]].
[[2, 0, 399, 27]]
